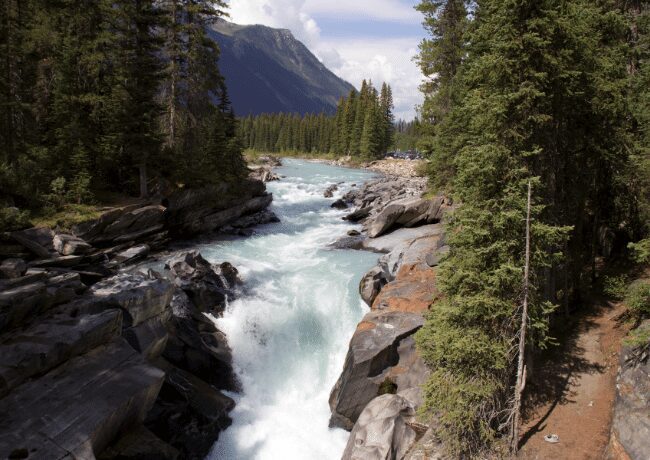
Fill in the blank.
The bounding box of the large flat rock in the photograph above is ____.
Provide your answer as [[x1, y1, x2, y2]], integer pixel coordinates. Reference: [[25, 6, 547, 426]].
[[329, 310, 424, 430], [0, 339, 164, 459], [0, 309, 122, 397]]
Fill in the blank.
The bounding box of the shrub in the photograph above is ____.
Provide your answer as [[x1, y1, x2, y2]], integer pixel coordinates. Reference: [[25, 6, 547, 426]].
[[625, 281, 650, 319], [603, 275, 628, 299], [0, 207, 32, 232]]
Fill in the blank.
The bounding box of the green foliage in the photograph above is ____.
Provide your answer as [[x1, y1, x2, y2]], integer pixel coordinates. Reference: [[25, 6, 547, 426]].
[[415, 0, 632, 455], [629, 239, 650, 264], [238, 80, 396, 159], [625, 281, 650, 319], [604, 275, 630, 300], [377, 377, 397, 396], [0, 207, 32, 233]]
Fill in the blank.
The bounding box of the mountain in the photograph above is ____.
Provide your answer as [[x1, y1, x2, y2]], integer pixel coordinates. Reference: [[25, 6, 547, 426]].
[[208, 19, 355, 116]]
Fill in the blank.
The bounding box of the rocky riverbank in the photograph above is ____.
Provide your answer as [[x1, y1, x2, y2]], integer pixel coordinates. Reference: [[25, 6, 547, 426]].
[[324, 173, 452, 459], [0, 178, 276, 459]]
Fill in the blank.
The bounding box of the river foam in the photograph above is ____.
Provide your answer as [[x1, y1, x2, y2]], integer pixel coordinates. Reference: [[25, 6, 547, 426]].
[[204, 159, 379, 460]]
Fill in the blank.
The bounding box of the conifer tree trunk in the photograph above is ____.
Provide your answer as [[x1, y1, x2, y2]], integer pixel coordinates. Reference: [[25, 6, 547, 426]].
[[512, 181, 532, 453]]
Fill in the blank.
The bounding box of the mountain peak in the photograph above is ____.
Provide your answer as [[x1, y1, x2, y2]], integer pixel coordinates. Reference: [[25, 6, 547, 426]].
[[209, 19, 354, 116]]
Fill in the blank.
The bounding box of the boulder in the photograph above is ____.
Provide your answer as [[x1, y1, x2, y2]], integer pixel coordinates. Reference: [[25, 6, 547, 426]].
[[11, 227, 55, 258], [145, 360, 235, 459], [0, 339, 164, 459], [359, 267, 389, 307], [0, 258, 26, 279], [348, 229, 361, 237], [227, 209, 280, 230], [344, 207, 372, 222], [324, 184, 339, 198], [331, 198, 348, 209], [85, 272, 174, 327], [0, 309, 122, 397], [329, 310, 425, 430], [109, 244, 150, 266], [404, 426, 448, 460], [608, 321, 650, 460], [367, 203, 405, 238], [395, 198, 431, 227], [166, 251, 239, 314], [342, 394, 419, 460], [53, 233, 93, 256]]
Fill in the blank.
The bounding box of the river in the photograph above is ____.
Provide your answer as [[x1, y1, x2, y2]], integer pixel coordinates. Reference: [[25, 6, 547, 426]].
[[196, 159, 379, 459]]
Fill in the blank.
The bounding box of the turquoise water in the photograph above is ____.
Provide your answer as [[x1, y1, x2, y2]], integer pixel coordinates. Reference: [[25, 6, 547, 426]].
[[202, 159, 379, 460]]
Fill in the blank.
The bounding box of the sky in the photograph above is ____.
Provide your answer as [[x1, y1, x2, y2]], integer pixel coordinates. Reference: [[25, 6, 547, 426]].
[[225, 0, 426, 120]]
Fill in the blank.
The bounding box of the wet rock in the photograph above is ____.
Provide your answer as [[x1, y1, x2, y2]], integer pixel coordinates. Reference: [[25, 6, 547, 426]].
[[332, 199, 348, 209], [342, 394, 419, 460], [0, 258, 26, 279], [53, 233, 93, 256], [329, 310, 425, 430], [163, 291, 238, 391], [329, 236, 366, 250], [145, 360, 235, 459], [348, 229, 361, 237], [85, 272, 174, 327], [0, 309, 122, 397], [324, 184, 339, 198], [608, 320, 650, 460], [0, 339, 164, 459], [228, 209, 280, 229], [166, 251, 239, 314]]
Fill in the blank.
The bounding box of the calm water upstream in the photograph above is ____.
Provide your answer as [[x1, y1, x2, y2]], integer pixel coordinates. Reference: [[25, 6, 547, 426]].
[[197, 159, 379, 459]]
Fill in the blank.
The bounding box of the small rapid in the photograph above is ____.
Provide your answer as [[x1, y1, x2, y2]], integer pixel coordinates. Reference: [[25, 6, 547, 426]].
[[199, 159, 379, 460]]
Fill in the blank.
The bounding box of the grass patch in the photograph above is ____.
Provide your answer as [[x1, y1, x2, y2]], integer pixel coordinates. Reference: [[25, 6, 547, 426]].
[[31, 204, 105, 231]]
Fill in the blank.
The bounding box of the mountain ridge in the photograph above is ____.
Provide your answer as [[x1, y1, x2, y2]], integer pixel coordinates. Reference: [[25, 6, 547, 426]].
[[208, 19, 355, 116]]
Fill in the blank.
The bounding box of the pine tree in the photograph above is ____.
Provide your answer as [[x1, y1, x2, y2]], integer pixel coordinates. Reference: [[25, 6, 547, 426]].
[[379, 83, 395, 154]]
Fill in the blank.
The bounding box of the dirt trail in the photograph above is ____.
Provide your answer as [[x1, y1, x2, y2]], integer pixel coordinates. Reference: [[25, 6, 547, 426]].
[[518, 300, 629, 460]]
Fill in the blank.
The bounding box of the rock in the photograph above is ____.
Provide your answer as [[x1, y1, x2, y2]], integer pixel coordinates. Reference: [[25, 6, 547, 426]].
[[0, 309, 122, 398], [166, 251, 238, 314], [99, 425, 179, 460], [85, 272, 174, 327], [342, 394, 419, 460], [348, 229, 361, 237], [110, 244, 150, 266], [122, 312, 170, 361], [324, 184, 339, 198], [163, 291, 238, 391], [102, 206, 166, 241], [608, 321, 650, 460], [228, 209, 280, 229], [425, 246, 449, 268], [145, 360, 235, 459], [332, 199, 348, 209], [359, 267, 388, 307], [53, 233, 93, 256], [249, 166, 280, 183], [10, 228, 54, 259], [0, 272, 87, 333], [395, 198, 432, 227], [329, 236, 366, 250], [363, 225, 443, 254], [367, 203, 405, 238], [29, 254, 86, 268], [0, 339, 164, 459], [0, 258, 26, 279], [329, 310, 425, 430], [344, 207, 372, 222], [404, 426, 448, 460]]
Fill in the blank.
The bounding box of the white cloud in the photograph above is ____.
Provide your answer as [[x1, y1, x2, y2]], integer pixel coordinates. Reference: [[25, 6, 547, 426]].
[[226, 0, 423, 119]]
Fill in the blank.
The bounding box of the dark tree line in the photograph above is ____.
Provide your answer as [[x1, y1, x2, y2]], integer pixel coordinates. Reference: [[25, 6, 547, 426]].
[[238, 80, 395, 159], [0, 0, 246, 215], [414, 0, 650, 456]]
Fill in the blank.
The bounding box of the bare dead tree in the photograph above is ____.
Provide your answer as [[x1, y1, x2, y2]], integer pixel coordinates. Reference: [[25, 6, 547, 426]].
[[511, 180, 532, 454]]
